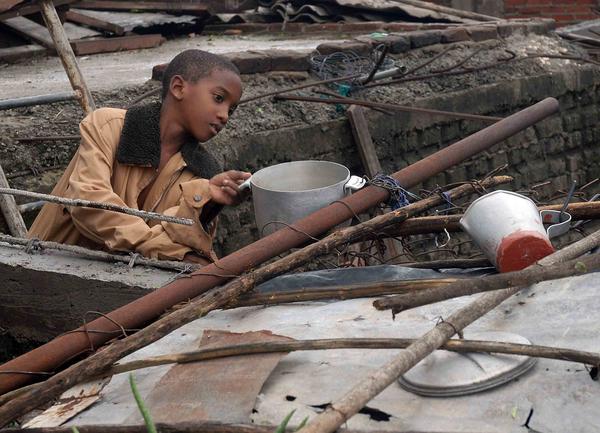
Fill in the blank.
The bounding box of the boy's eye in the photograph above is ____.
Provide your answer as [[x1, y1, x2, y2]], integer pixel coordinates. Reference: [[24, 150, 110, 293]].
[[214, 94, 224, 103]]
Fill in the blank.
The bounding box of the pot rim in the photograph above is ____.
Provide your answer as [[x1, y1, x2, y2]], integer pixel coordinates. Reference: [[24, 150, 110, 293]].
[[250, 160, 351, 193]]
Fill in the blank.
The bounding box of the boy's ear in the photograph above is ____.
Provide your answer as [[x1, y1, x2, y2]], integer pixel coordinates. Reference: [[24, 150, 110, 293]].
[[169, 75, 185, 101]]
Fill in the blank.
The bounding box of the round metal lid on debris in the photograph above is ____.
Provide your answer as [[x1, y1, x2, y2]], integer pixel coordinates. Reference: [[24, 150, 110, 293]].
[[398, 331, 537, 397]]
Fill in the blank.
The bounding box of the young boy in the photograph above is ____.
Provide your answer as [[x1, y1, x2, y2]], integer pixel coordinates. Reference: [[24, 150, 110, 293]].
[[28, 49, 250, 263]]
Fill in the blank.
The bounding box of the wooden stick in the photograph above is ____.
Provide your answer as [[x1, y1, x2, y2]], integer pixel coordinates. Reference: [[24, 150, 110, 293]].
[[39, 0, 96, 114], [5, 335, 597, 409], [298, 229, 600, 433], [398, 257, 492, 269], [0, 176, 513, 427], [0, 234, 196, 273], [0, 166, 27, 237], [275, 94, 503, 123], [227, 278, 459, 308], [109, 337, 600, 375], [374, 252, 600, 313], [0, 188, 194, 226]]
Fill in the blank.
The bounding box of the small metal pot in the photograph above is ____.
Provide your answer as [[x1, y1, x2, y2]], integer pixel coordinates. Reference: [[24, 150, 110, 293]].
[[240, 160, 365, 237]]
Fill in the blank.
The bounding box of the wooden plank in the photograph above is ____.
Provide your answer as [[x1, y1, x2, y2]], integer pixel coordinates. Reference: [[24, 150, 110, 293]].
[[0, 43, 46, 62], [64, 9, 124, 35], [0, 15, 54, 49], [0, 0, 75, 21], [69, 33, 165, 55], [347, 105, 382, 178], [73, 1, 208, 15], [347, 105, 400, 263]]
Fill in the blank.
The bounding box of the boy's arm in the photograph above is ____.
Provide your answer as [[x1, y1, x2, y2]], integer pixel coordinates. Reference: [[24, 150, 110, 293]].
[[66, 110, 214, 261]]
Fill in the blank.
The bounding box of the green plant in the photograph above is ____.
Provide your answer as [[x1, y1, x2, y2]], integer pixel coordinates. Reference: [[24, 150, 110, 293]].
[[275, 409, 309, 433], [129, 373, 157, 433]]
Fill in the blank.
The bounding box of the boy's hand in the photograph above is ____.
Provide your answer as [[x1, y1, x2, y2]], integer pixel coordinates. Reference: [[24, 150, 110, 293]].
[[209, 170, 251, 206]]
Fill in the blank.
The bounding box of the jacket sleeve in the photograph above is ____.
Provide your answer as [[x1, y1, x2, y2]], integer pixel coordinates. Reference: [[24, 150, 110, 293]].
[[65, 110, 215, 261]]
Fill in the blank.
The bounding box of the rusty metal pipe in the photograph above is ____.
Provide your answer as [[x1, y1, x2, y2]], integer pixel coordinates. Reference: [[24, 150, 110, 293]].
[[0, 97, 559, 395]]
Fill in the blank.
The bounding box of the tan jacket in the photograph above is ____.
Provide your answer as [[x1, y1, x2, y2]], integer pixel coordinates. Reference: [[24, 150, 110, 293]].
[[29, 104, 219, 261]]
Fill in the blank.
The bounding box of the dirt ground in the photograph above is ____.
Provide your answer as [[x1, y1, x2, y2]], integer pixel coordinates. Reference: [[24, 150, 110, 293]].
[[0, 33, 588, 201]]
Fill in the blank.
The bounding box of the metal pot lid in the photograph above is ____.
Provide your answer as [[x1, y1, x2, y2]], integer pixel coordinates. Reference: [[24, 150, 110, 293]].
[[398, 331, 536, 397]]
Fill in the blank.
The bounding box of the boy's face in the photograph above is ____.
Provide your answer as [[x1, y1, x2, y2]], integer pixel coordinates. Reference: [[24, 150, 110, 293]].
[[179, 68, 243, 142]]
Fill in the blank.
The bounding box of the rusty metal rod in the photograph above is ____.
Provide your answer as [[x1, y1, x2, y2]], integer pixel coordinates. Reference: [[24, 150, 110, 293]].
[[0, 97, 559, 397], [274, 94, 503, 123]]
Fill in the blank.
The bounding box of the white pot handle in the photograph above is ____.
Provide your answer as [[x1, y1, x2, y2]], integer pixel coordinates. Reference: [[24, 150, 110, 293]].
[[239, 177, 252, 192], [540, 210, 572, 238], [344, 175, 366, 193]]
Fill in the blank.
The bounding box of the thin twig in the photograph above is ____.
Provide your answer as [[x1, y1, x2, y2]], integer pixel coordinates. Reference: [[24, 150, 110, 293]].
[[275, 94, 502, 123], [240, 72, 364, 105], [0, 234, 196, 273], [0, 188, 194, 226]]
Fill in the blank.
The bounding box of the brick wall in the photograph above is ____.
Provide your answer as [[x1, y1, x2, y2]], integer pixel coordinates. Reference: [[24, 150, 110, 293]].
[[505, 0, 599, 25], [429, 0, 599, 25]]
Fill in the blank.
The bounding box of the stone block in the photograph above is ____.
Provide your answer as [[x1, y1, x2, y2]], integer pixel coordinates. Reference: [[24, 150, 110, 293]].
[[491, 149, 508, 168], [466, 25, 498, 42], [549, 158, 566, 176], [445, 165, 468, 184], [315, 41, 372, 56], [545, 135, 565, 154], [381, 34, 411, 54], [508, 147, 522, 165], [440, 28, 470, 43], [409, 30, 442, 48], [226, 51, 271, 74], [534, 116, 563, 138], [265, 49, 310, 71], [562, 112, 583, 132], [566, 131, 583, 149], [496, 22, 527, 38]]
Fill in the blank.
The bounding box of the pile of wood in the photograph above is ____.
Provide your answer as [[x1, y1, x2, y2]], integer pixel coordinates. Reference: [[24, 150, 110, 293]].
[[0, 0, 256, 61]]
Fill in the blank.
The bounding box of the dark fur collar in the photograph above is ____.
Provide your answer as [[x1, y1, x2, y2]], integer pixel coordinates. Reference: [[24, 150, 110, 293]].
[[116, 101, 221, 178]]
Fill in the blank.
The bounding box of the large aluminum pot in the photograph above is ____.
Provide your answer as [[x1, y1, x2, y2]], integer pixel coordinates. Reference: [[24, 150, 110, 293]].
[[240, 160, 365, 237]]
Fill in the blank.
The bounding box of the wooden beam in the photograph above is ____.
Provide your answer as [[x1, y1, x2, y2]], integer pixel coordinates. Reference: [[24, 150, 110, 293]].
[[72, 1, 208, 15], [0, 44, 46, 62], [347, 105, 400, 263], [64, 9, 124, 35], [0, 0, 75, 21], [347, 105, 382, 178], [69, 34, 165, 55], [0, 16, 54, 49]]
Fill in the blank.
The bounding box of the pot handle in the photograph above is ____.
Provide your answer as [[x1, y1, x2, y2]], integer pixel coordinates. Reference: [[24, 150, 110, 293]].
[[540, 209, 572, 238], [239, 177, 252, 192], [344, 175, 366, 193]]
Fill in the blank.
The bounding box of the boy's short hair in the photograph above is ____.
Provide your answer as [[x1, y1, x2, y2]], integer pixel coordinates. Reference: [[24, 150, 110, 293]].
[[161, 49, 240, 99]]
